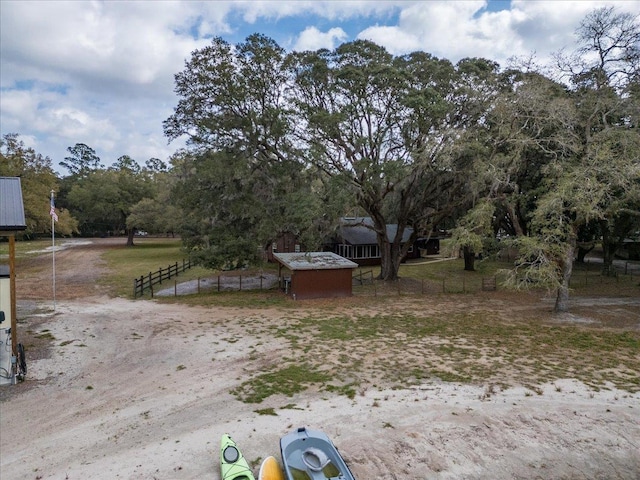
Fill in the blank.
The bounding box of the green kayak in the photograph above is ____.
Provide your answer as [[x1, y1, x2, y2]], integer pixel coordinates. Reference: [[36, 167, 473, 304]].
[[221, 434, 255, 480]]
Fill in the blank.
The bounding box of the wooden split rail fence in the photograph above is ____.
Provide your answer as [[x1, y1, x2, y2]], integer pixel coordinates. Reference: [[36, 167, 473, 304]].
[[133, 258, 193, 298]]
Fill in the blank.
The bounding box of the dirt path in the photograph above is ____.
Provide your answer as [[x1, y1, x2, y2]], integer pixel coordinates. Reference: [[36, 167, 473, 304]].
[[13, 238, 115, 300], [1, 240, 639, 479]]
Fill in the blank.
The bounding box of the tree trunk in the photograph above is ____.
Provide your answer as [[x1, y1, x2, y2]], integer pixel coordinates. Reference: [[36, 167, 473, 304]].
[[601, 241, 617, 276], [126, 229, 135, 247], [600, 225, 618, 277], [463, 246, 475, 271], [505, 198, 526, 237], [576, 244, 593, 263], [379, 236, 402, 281], [554, 242, 575, 313]]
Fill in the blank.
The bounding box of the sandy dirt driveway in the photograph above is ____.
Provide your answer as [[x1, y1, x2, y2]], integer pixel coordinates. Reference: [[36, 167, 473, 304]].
[[1, 239, 639, 479]]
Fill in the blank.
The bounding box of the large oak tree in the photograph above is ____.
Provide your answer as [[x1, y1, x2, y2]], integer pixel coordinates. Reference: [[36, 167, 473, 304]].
[[165, 35, 497, 278]]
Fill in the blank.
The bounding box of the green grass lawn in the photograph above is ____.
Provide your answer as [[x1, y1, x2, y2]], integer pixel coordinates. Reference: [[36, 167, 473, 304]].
[[100, 237, 213, 297]]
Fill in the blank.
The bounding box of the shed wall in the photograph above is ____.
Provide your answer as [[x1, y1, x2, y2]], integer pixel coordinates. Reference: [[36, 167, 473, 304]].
[[291, 268, 353, 300], [266, 232, 302, 262]]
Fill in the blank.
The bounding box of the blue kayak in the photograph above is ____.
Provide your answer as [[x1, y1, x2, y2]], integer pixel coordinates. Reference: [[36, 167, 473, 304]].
[[280, 427, 355, 480]]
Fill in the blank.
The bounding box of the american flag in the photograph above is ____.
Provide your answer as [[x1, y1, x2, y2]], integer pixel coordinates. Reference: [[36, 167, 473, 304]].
[[50, 196, 59, 222]]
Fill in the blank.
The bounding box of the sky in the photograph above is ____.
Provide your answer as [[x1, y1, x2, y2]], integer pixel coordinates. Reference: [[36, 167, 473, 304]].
[[1, 0, 639, 174]]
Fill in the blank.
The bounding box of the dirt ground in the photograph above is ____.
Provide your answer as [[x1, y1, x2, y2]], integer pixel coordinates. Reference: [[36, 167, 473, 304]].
[[1, 239, 639, 480]]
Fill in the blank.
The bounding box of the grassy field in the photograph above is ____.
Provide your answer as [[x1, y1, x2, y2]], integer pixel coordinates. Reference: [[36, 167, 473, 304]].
[[99, 237, 214, 297], [3, 237, 637, 300]]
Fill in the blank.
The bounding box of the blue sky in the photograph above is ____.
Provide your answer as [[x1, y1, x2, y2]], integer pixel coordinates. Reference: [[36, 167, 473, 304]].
[[1, 1, 638, 174]]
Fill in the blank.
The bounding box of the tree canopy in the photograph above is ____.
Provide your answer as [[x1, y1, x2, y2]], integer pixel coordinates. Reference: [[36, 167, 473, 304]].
[[0, 134, 78, 237], [165, 36, 502, 278], [459, 6, 640, 312]]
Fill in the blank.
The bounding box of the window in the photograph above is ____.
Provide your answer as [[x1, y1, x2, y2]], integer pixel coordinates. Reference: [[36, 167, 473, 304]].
[[336, 244, 379, 259]]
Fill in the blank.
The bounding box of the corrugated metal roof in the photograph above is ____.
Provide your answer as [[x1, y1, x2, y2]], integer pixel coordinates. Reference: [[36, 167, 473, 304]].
[[0, 177, 27, 231], [273, 252, 358, 271], [339, 217, 412, 245]]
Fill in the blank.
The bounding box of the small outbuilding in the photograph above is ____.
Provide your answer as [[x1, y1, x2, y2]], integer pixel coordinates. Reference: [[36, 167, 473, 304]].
[[264, 231, 304, 263], [0, 177, 27, 384], [273, 252, 358, 300]]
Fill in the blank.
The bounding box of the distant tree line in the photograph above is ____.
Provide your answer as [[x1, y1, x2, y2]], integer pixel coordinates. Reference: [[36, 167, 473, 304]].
[[0, 136, 179, 246], [1, 7, 638, 313]]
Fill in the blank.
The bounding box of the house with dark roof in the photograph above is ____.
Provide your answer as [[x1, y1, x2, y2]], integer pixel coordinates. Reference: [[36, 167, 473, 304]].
[[326, 217, 421, 266]]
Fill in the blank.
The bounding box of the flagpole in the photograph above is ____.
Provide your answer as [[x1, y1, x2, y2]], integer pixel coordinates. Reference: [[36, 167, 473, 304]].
[[51, 189, 56, 310]]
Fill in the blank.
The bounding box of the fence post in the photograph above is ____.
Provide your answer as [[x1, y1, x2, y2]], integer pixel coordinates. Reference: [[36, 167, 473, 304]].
[[133, 259, 195, 299], [174, 280, 177, 296]]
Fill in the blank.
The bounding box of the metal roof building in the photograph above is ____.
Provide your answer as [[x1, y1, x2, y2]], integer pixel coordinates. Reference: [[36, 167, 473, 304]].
[[0, 177, 27, 233], [0, 177, 26, 383], [273, 252, 358, 300]]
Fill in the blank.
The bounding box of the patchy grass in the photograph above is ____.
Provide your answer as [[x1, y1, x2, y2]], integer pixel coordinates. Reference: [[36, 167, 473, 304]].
[[0, 239, 56, 259], [229, 310, 640, 404], [231, 364, 332, 403], [157, 290, 289, 308], [254, 407, 278, 416]]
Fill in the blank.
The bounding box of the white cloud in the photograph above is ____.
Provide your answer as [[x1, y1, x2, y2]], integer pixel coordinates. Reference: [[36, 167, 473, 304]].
[[0, 89, 40, 121], [0, 0, 208, 169], [0, 1, 210, 94], [356, 0, 640, 67], [294, 27, 348, 51], [358, 1, 523, 65], [357, 25, 421, 55], [2, 0, 639, 174], [237, 0, 401, 23]]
